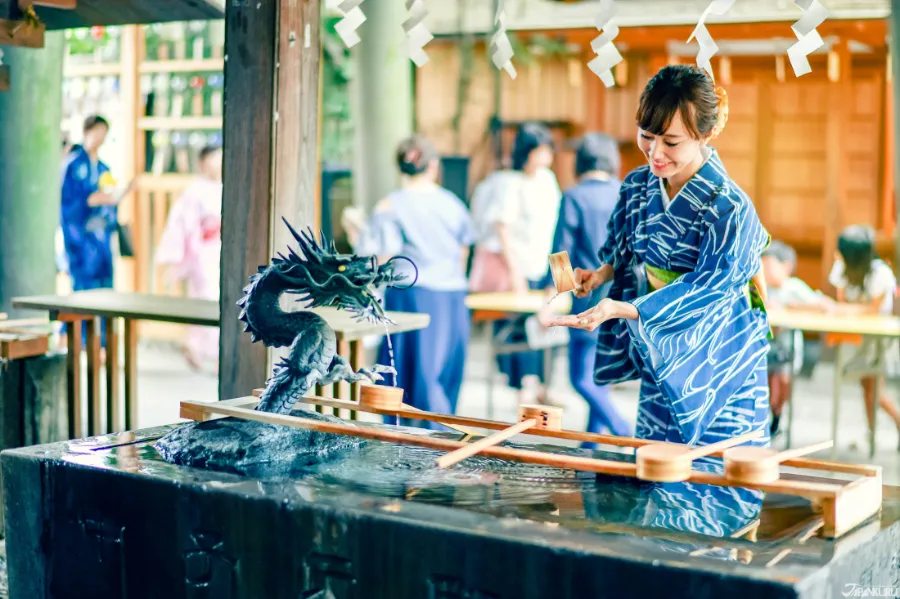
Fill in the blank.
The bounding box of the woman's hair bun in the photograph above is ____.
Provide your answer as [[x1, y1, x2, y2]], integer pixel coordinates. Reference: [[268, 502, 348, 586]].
[[396, 135, 439, 176]]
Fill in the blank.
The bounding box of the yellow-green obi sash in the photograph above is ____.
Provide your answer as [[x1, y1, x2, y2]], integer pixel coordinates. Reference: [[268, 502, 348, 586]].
[[645, 264, 772, 338]]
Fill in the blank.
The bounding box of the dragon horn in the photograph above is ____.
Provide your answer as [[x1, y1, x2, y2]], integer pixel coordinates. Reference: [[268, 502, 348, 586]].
[[299, 227, 323, 263], [318, 229, 335, 254], [282, 217, 305, 244]]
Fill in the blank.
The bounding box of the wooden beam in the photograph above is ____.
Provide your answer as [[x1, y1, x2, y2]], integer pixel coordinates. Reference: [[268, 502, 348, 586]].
[[0, 65, 8, 91], [534, 20, 890, 52], [32, 0, 222, 31], [0, 18, 44, 48], [219, 0, 322, 401]]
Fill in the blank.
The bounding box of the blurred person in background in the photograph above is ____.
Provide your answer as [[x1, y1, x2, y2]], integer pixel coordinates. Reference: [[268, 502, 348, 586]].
[[60, 115, 118, 295], [469, 122, 562, 405], [761, 240, 832, 436], [59, 115, 127, 352], [345, 135, 475, 425], [828, 225, 900, 450], [155, 144, 223, 373], [539, 132, 631, 441]]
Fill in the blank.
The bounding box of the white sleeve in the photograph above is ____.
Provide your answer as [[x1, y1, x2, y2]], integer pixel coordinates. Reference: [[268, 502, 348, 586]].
[[867, 263, 897, 299], [828, 260, 846, 289]]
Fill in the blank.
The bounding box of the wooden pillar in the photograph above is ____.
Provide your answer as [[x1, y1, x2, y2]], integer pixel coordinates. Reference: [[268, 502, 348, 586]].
[[0, 31, 64, 317], [822, 39, 852, 288], [219, 0, 322, 401], [891, 1, 900, 270]]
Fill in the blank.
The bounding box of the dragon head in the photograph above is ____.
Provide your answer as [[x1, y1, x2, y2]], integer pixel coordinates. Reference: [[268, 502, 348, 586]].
[[272, 219, 415, 324]]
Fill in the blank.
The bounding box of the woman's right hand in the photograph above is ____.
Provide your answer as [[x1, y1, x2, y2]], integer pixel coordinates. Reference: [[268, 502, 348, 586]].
[[87, 191, 114, 207], [573, 265, 612, 298]]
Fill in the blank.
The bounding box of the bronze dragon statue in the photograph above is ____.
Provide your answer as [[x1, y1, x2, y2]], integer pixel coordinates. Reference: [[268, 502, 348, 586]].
[[242, 218, 413, 414], [156, 219, 416, 474]]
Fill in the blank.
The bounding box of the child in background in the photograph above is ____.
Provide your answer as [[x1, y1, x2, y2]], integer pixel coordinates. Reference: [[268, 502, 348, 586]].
[[762, 240, 832, 435], [829, 225, 900, 450]]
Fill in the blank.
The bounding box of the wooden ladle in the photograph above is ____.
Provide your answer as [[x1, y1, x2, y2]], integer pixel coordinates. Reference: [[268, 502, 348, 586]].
[[549, 251, 583, 294], [635, 429, 766, 482], [435, 404, 564, 469], [723, 439, 834, 484], [436, 418, 537, 468]]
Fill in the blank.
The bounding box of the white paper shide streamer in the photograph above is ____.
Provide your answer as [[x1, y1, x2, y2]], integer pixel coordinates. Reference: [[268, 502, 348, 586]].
[[787, 0, 829, 77], [587, 0, 623, 88], [403, 0, 433, 67], [490, 0, 516, 79], [688, 0, 736, 79], [333, 0, 366, 48]]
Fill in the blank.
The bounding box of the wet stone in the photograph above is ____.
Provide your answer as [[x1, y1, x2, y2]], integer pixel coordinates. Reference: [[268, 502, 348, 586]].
[[154, 410, 366, 477]]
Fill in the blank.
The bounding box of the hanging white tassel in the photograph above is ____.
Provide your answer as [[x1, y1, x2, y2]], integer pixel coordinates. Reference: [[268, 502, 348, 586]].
[[403, 0, 433, 67], [787, 0, 829, 77], [587, 0, 623, 88], [334, 0, 366, 49], [687, 0, 736, 79], [490, 0, 516, 79]]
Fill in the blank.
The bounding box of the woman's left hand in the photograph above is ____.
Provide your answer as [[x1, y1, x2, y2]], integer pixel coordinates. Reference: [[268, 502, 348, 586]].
[[548, 298, 638, 331]]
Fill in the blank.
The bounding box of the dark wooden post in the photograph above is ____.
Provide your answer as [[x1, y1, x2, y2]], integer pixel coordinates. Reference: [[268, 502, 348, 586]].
[[0, 31, 64, 316], [219, 0, 322, 401]]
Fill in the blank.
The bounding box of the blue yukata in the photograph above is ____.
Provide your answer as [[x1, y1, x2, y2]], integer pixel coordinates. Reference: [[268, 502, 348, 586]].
[[60, 146, 117, 345], [588, 461, 763, 542], [357, 186, 476, 428], [60, 145, 116, 292], [594, 148, 771, 448], [541, 177, 630, 438]]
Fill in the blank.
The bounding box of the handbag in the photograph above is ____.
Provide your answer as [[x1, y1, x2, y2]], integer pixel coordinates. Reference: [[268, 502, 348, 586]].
[[116, 221, 135, 258], [468, 247, 512, 293]]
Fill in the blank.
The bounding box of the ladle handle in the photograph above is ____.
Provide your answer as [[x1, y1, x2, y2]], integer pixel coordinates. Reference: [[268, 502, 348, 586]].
[[773, 440, 834, 462], [683, 429, 766, 461], [402, 405, 483, 438], [436, 419, 537, 468]]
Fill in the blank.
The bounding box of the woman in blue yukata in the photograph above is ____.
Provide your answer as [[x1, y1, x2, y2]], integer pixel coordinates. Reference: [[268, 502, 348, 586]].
[[60, 115, 124, 349], [60, 115, 119, 294], [350, 135, 476, 426], [539, 133, 631, 440], [550, 65, 771, 450]]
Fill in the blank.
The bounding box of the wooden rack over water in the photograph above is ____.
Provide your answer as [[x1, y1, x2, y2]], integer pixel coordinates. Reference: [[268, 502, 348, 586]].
[[180, 389, 883, 540]]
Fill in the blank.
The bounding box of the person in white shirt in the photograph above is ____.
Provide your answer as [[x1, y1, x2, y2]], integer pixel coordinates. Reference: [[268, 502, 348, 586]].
[[828, 225, 900, 450], [469, 123, 562, 404]]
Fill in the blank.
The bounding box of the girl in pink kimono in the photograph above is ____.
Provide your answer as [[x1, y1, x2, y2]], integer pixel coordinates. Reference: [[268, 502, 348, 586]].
[[155, 145, 223, 372]]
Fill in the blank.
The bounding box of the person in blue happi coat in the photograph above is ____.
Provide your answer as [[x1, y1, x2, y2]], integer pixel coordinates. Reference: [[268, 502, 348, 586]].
[[539, 133, 631, 441], [60, 115, 120, 346], [347, 135, 476, 427], [551, 65, 771, 450]]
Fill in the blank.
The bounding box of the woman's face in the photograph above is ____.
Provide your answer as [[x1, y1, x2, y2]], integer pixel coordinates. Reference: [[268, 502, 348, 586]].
[[637, 110, 707, 180], [761, 255, 788, 288], [526, 144, 554, 172], [201, 148, 223, 181], [83, 124, 109, 152]]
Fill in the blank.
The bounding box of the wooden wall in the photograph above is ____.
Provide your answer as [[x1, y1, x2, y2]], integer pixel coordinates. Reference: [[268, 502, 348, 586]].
[[416, 34, 892, 291]]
